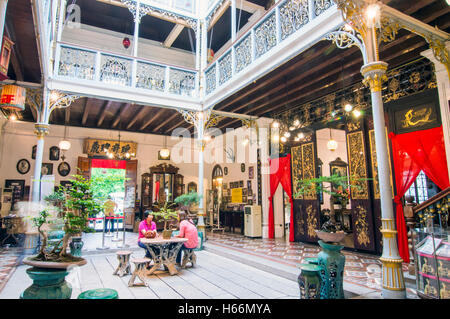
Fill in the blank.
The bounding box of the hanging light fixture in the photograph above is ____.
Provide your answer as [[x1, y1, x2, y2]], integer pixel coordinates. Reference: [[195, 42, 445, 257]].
[[159, 135, 170, 160], [327, 128, 338, 151], [0, 85, 26, 111], [59, 124, 71, 151]]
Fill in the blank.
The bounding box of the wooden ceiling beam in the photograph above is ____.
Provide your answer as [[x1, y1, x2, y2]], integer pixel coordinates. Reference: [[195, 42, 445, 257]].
[[153, 112, 181, 132], [81, 98, 92, 126], [97, 100, 113, 127], [126, 106, 149, 130], [140, 109, 167, 131], [163, 24, 185, 48], [111, 103, 131, 128], [4, 22, 24, 81]]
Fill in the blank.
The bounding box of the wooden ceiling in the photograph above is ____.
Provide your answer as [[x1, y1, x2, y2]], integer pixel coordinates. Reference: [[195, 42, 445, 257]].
[[5, 0, 450, 136]]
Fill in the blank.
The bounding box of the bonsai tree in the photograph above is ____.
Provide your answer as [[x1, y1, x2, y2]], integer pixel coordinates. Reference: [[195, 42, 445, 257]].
[[152, 201, 178, 233], [174, 192, 200, 214], [32, 174, 102, 262]]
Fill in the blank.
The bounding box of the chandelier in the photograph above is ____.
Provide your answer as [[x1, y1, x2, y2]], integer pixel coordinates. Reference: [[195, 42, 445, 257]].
[[159, 135, 170, 160]]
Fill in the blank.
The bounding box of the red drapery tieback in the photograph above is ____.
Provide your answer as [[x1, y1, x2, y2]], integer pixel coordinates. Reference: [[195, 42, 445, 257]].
[[268, 154, 295, 242], [389, 126, 449, 263]]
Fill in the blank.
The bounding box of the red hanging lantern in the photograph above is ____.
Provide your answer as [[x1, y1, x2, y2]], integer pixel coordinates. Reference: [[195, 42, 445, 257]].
[[122, 37, 131, 49], [0, 36, 14, 81], [207, 48, 214, 63], [0, 85, 26, 111]]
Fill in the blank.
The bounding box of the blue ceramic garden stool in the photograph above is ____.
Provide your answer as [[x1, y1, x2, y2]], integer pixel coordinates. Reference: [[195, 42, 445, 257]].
[[298, 263, 321, 299], [304, 257, 319, 265], [69, 237, 84, 257], [21, 267, 72, 299], [78, 288, 119, 299], [317, 240, 345, 299]]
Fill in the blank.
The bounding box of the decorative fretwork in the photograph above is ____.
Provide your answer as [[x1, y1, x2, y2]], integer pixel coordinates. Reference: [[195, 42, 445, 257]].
[[136, 62, 165, 92], [354, 205, 370, 247], [254, 12, 277, 59], [325, 26, 366, 61], [314, 0, 333, 17], [306, 205, 318, 238], [205, 66, 217, 95], [346, 131, 369, 200], [206, 0, 227, 29], [291, 145, 303, 200], [100, 55, 132, 86], [58, 47, 96, 80], [302, 143, 316, 200], [279, 0, 309, 41], [218, 52, 232, 86], [235, 35, 252, 74], [169, 68, 196, 97]]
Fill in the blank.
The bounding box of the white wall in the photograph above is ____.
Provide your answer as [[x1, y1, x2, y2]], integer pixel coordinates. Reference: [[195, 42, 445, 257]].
[[0, 121, 202, 201]]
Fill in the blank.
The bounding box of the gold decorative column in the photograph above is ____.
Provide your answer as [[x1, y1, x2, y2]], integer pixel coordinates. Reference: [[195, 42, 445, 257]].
[[361, 61, 406, 298]]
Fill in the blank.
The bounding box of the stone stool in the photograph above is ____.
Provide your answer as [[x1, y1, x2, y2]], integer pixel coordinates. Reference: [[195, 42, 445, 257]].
[[181, 249, 196, 268], [128, 258, 151, 287], [113, 250, 132, 277], [298, 263, 321, 299], [78, 288, 118, 299]]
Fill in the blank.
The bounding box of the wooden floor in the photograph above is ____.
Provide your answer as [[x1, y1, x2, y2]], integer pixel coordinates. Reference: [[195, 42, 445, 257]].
[[0, 250, 299, 299]]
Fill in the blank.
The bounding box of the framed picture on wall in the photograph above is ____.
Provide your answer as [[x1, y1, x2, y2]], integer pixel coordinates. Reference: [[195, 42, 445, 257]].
[[239, 180, 244, 188], [5, 179, 25, 201], [60, 181, 73, 189], [241, 163, 245, 172], [16, 159, 30, 175], [31, 145, 37, 160], [224, 167, 228, 175], [242, 188, 247, 196], [248, 188, 253, 196], [58, 162, 71, 177], [248, 166, 254, 179], [41, 163, 53, 176], [247, 180, 252, 190], [49, 146, 60, 161], [248, 199, 253, 205]]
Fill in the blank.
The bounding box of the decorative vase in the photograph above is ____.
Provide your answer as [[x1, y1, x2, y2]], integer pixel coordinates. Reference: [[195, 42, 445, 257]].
[[21, 267, 72, 299], [317, 240, 345, 299], [69, 236, 84, 257], [298, 263, 321, 299], [162, 229, 173, 239]]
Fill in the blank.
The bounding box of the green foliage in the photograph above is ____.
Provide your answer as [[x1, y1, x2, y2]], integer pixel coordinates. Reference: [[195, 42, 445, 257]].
[[90, 167, 127, 202], [174, 192, 200, 207], [152, 201, 178, 230], [295, 174, 371, 200], [31, 209, 51, 230]]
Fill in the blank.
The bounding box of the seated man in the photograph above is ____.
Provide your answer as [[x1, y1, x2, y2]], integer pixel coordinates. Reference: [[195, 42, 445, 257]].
[[138, 210, 157, 259], [174, 211, 198, 266]]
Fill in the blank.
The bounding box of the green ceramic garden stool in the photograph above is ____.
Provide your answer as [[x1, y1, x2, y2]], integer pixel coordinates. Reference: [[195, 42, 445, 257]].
[[298, 263, 321, 299], [304, 257, 319, 265], [317, 240, 345, 299], [78, 288, 119, 299], [21, 267, 72, 299], [69, 237, 84, 257], [194, 231, 204, 251]]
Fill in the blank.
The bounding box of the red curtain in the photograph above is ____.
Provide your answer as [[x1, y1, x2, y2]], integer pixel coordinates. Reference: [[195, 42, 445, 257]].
[[389, 126, 450, 263], [268, 154, 295, 241], [91, 159, 126, 169], [154, 181, 160, 202]]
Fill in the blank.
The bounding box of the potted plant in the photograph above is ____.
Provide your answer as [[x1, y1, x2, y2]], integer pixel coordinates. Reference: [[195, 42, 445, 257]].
[[174, 192, 200, 215], [152, 201, 178, 239], [21, 175, 102, 299]]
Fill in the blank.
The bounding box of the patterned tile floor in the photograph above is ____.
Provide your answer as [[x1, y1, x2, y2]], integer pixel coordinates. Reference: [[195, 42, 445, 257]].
[[0, 247, 23, 294], [206, 231, 414, 295]]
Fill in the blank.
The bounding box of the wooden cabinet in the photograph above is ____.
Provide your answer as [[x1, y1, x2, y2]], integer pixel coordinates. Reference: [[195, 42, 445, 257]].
[[141, 173, 152, 211], [174, 174, 184, 199]]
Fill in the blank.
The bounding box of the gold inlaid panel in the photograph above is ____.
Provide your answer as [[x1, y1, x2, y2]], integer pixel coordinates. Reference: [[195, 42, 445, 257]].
[[306, 204, 318, 239], [291, 145, 303, 200], [301, 143, 316, 200], [354, 205, 370, 247], [347, 131, 369, 199]]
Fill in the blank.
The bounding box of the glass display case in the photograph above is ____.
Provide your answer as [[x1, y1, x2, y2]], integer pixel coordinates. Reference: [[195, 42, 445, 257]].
[[413, 228, 450, 299]]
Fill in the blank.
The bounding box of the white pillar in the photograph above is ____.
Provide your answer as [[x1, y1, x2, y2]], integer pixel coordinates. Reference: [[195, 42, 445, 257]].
[[0, 0, 8, 42], [421, 45, 450, 180], [257, 117, 272, 238], [31, 124, 49, 202], [361, 61, 406, 299], [231, 0, 236, 42], [133, 1, 141, 57], [197, 112, 206, 238]]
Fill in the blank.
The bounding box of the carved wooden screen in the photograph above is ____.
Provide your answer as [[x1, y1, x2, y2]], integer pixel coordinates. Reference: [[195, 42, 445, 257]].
[[290, 133, 320, 243], [346, 120, 376, 252]]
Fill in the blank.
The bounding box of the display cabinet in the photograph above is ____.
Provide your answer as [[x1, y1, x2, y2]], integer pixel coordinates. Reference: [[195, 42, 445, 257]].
[[413, 228, 450, 299], [140, 173, 152, 211]]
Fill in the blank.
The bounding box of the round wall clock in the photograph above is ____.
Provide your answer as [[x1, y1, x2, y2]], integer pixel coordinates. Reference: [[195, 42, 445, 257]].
[[58, 162, 71, 177], [17, 159, 30, 174]]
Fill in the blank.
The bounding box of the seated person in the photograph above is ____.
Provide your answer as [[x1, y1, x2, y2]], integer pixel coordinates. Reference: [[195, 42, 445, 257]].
[[138, 210, 157, 258], [174, 211, 198, 266]]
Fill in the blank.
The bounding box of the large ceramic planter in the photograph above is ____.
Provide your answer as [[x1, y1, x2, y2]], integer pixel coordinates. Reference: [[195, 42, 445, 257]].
[[21, 257, 87, 299], [317, 240, 345, 299]]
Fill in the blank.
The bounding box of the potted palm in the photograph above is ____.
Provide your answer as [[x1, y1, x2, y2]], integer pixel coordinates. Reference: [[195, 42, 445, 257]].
[[152, 201, 179, 239]]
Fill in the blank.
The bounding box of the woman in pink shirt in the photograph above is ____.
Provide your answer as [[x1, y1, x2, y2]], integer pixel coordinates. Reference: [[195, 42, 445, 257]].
[[175, 211, 198, 265], [138, 210, 157, 258]]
